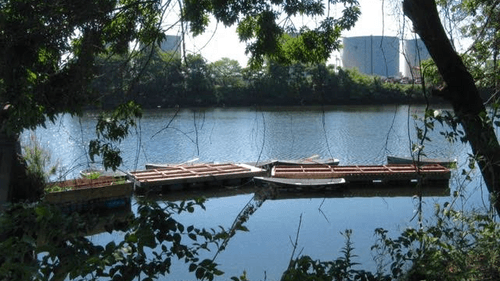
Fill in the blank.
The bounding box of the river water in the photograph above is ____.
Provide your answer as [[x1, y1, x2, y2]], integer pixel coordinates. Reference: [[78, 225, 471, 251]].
[[25, 105, 491, 280]]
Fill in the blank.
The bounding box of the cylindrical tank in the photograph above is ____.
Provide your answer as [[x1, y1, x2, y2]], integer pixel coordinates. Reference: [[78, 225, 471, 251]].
[[160, 35, 181, 53], [403, 38, 430, 78], [341, 36, 400, 77]]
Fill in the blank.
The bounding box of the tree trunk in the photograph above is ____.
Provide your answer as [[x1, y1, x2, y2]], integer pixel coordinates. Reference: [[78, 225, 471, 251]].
[[403, 0, 500, 214], [0, 133, 15, 206]]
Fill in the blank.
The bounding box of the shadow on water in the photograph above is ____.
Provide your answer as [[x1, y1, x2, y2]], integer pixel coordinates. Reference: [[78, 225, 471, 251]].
[[50, 179, 450, 246]]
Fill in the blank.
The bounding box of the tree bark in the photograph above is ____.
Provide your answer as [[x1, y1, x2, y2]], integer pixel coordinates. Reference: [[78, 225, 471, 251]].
[[0, 134, 15, 206], [403, 0, 500, 214]]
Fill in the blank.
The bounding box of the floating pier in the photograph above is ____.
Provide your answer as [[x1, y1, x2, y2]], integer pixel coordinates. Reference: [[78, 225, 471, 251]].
[[129, 163, 267, 192], [271, 164, 451, 185], [44, 176, 133, 212]]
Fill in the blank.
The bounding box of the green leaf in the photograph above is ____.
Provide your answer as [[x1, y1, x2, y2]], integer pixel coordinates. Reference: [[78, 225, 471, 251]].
[[173, 233, 182, 243], [189, 233, 197, 241], [195, 267, 205, 279], [126, 233, 138, 243], [235, 224, 249, 232], [189, 263, 197, 272]]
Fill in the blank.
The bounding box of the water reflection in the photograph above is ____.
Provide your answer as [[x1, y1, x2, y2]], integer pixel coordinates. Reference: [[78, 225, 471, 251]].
[[138, 182, 450, 203], [73, 177, 449, 280]]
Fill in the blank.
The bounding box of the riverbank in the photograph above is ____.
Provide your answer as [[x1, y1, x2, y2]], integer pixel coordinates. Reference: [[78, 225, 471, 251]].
[[98, 86, 451, 110]]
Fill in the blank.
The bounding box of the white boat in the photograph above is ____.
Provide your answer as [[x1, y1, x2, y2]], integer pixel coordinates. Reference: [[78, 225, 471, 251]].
[[244, 156, 340, 171], [254, 176, 345, 189], [145, 158, 201, 169], [272, 158, 340, 166]]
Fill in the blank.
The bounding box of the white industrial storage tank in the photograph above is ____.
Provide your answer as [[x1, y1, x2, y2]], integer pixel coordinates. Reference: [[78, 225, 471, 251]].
[[341, 36, 399, 77], [160, 35, 181, 53], [402, 38, 430, 78]]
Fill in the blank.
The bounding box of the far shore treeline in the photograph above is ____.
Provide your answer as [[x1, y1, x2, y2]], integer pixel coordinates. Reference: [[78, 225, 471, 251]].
[[94, 49, 478, 110]]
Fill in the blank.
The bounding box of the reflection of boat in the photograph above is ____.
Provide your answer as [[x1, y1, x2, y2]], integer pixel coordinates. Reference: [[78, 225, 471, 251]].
[[254, 176, 345, 190], [387, 156, 457, 168], [141, 186, 257, 202], [260, 183, 450, 200]]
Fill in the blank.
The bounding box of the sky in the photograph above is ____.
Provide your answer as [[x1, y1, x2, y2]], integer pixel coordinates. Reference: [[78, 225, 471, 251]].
[[178, 0, 405, 67]]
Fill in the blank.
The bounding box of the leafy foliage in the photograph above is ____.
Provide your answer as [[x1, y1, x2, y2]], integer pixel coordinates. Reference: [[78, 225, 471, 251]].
[[0, 199, 228, 281], [0, 0, 164, 136], [22, 134, 58, 185], [184, 0, 360, 67], [421, 58, 443, 87], [372, 204, 500, 280], [16, 134, 61, 202], [457, 0, 500, 90], [97, 54, 432, 109], [281, 230, 387, 281], [89, 101, 142, 170]]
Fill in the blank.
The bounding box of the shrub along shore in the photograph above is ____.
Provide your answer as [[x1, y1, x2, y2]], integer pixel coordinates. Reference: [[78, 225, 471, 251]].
[[94, 53, 468, 110]]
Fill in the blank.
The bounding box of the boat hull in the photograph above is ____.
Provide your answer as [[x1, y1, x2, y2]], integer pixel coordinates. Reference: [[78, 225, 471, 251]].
[[254, 176, 345, 190], [387, 156, 456, 167]]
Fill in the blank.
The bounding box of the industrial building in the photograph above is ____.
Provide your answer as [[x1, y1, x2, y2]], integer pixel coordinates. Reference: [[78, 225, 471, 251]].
[[402, 38, 430, 78], [341, 36, 400, 77], [138, 35, 181, 54], [160, 35, 181, 53]]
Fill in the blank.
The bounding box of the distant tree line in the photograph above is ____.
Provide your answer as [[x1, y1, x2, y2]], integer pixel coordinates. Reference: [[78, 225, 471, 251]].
[[94, 49, 444, 109]]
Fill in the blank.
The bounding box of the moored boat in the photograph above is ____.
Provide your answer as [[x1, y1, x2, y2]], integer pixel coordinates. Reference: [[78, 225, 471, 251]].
[[145, 158, 201, 169], [273, 158, 340, 166], [387, 155, 457, 168], [254, 176, 346, 190]]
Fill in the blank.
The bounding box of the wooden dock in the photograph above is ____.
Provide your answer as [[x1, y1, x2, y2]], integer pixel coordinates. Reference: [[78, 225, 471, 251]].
[[44, 177, 133, 212], [271, 164, 451, 184], [128, 163, 267, 191]]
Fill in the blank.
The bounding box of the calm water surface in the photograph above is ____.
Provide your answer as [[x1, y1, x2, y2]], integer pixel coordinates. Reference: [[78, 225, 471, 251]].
[[26, 105, 490, 280]]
